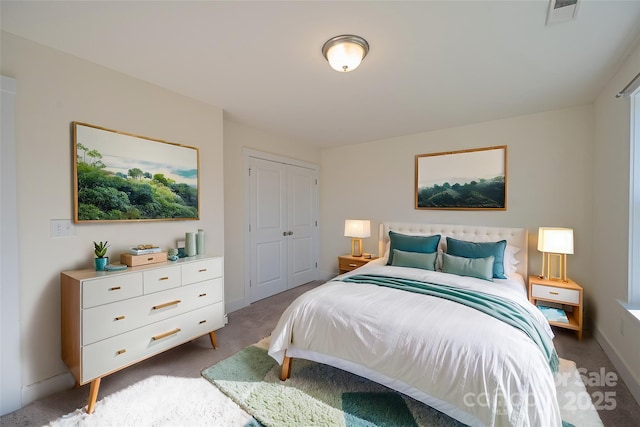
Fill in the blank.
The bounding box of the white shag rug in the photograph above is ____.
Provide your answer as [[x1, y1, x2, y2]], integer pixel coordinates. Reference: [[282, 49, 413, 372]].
[[47, 375, 254, 427]]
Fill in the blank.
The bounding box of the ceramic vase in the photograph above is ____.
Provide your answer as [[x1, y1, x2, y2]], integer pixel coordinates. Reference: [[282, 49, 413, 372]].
[[185, 232, 197, 257], [196, 229, 205, 255]]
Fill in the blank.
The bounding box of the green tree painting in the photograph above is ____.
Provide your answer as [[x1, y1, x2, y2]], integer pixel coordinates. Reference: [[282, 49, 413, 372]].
[[74, 123, 198, 221]]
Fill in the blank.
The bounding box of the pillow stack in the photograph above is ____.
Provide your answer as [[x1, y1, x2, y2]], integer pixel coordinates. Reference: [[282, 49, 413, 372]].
[[442, 237, 507, 281], [385, 231, 518, 281], [387, 231, 440, 271]]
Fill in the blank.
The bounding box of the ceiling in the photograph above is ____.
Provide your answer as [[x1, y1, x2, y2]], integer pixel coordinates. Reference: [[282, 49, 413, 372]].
[[2, 1, 640, 148]]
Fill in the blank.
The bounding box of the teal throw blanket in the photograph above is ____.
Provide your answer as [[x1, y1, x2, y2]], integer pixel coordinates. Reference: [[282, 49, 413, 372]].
[[341, 274, 559, 374]]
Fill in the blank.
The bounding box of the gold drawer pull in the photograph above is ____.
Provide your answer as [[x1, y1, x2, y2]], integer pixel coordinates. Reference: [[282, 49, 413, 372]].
[[152, 300, 181, 310], [114, 315, 125, 321], [199, 320, 207, 324], [198, 268, 208, 272], [349, 263, 357, 267], [198, 293, 207, 297], [116, 349, 126, 355], [152, 328, 181, 341], [549, 291, 559, 295], [109, 286, 121, 291], [158, 276, 169, 281]]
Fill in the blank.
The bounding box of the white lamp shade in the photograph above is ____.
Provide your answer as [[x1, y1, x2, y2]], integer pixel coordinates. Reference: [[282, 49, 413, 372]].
[[537, 227, 574, 254], [326, 42, 365, 72], [344, 219, 371, 238]]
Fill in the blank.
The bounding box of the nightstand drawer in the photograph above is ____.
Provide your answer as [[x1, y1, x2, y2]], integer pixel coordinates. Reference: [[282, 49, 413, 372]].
[[339, 258, 369, 272], [531, 284, 580, 304]]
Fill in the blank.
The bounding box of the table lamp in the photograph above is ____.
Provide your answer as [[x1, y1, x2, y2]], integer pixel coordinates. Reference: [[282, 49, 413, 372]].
[[344, 219, 370, 257], [537, 227, 574, 281]]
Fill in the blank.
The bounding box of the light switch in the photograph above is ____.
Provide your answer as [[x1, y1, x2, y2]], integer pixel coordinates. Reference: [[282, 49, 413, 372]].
[[51, 219, 76, 238]]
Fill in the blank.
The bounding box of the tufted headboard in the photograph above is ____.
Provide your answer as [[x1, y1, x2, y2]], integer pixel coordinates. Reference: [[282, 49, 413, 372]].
[[378, 222, 528, 278]]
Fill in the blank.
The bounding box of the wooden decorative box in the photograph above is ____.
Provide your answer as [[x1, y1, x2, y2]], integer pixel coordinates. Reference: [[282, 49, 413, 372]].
[[120, 252, 167, 267]]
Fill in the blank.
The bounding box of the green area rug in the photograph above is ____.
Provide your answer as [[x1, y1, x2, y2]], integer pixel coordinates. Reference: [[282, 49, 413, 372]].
[[201, 338, 602, 427]]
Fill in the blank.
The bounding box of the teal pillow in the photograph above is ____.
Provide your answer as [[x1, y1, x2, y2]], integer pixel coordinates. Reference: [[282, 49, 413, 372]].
[[442, 253, 494, 281], [446, 237, 507, 279], [391, 249, 437, 271], [387, 231, 441, 265]]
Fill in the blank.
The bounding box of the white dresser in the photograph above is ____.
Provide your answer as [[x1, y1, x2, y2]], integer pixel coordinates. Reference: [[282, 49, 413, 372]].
[[61, 255, 224, 413]]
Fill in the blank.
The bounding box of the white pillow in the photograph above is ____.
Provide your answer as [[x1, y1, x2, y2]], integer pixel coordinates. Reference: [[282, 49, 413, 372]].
[[503, 245, 520, 277]]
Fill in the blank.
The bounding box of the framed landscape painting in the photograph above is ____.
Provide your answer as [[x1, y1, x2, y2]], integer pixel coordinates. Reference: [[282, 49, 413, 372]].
[[415, 145, 507, 210], [73, 122, 199, 223]]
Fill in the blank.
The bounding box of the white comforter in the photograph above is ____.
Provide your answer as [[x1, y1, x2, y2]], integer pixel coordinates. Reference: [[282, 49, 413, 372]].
[[268, 262, 562, 427]]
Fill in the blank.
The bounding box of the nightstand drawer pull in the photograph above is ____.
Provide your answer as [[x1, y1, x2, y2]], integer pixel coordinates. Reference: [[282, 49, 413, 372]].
[[198, 293, 207, 297], [152, 328, 181, 341], [114, 315, 125, 321], [198, 268, 207, 272], [158, 276, 169, 281], [549, 291, 559, 295], [349, 263, 357, 267], [109, 286, 121, 291], [152, 300, 181, 310], [116, 349, 126, 355]]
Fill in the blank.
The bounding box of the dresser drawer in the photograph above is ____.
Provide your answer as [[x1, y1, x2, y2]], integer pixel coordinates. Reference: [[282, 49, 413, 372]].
[[143, 265, 181, 294], [182, 258, 222, 285], [184, 278, 224, 308], [81, 303, 223, 382], [82, 273, 143, 308], [531, 284, 580, 305], [82, 279, 224, 345]]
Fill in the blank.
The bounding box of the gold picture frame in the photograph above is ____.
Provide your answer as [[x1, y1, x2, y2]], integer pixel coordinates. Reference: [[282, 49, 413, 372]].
[[415, 145, 507, 210], [73, 122, 200, 223]]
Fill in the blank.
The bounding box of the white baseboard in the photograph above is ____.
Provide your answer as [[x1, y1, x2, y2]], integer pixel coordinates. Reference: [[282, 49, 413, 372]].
[[225, 297, 248, 314], [593, 326, 640, 406], [21, 372, 76, 407]]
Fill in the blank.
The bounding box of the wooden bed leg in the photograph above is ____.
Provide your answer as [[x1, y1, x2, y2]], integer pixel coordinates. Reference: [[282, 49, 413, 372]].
[[280, 356, 292, 381], [209, 331, 217, 349], [86, 377, 101, 414]]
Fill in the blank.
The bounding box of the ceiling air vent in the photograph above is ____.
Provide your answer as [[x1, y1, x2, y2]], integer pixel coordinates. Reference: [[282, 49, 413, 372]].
[[546, 0, 579, 25]]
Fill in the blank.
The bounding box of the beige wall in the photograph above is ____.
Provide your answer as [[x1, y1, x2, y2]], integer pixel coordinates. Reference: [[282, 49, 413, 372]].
[[319, 106, 595, 286], [222, 119, 321, 309], [593, 40, 640, 399], [1, 32, 225, 403]]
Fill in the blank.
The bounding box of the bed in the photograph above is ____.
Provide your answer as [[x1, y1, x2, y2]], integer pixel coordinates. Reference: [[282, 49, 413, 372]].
[[268, 223, 562, 427]]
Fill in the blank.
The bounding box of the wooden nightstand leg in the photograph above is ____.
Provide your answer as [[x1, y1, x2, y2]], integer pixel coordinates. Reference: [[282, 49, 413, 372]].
[[209, 331, 217, 349], [86, 377, 101, 414]]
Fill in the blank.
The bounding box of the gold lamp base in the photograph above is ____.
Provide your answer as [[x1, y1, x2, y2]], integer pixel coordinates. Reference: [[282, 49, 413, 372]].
[[541, 252, 569, 282], [351, 238, 363, 257]]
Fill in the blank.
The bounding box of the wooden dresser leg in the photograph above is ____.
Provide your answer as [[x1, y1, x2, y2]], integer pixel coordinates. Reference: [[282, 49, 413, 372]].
[[280, 356, 292, 381], [209, 331, 217, 349], [86, 377, 101, 414]]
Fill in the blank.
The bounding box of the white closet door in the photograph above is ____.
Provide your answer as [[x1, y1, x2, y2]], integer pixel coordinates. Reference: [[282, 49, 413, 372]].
[[287, 164, 317, 288], [249, 157, 288, 302]]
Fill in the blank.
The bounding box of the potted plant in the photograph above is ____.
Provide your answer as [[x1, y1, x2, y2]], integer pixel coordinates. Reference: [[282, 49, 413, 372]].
[[93, 241, 109, 271]]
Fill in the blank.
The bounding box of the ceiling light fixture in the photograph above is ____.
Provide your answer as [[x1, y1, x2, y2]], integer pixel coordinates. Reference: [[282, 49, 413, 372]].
[[322, 34, 369, 73]]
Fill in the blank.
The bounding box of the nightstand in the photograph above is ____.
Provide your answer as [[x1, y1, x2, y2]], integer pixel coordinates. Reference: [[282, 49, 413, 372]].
[[338, 254, 377, 274], [528, 275, 583, 340]]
